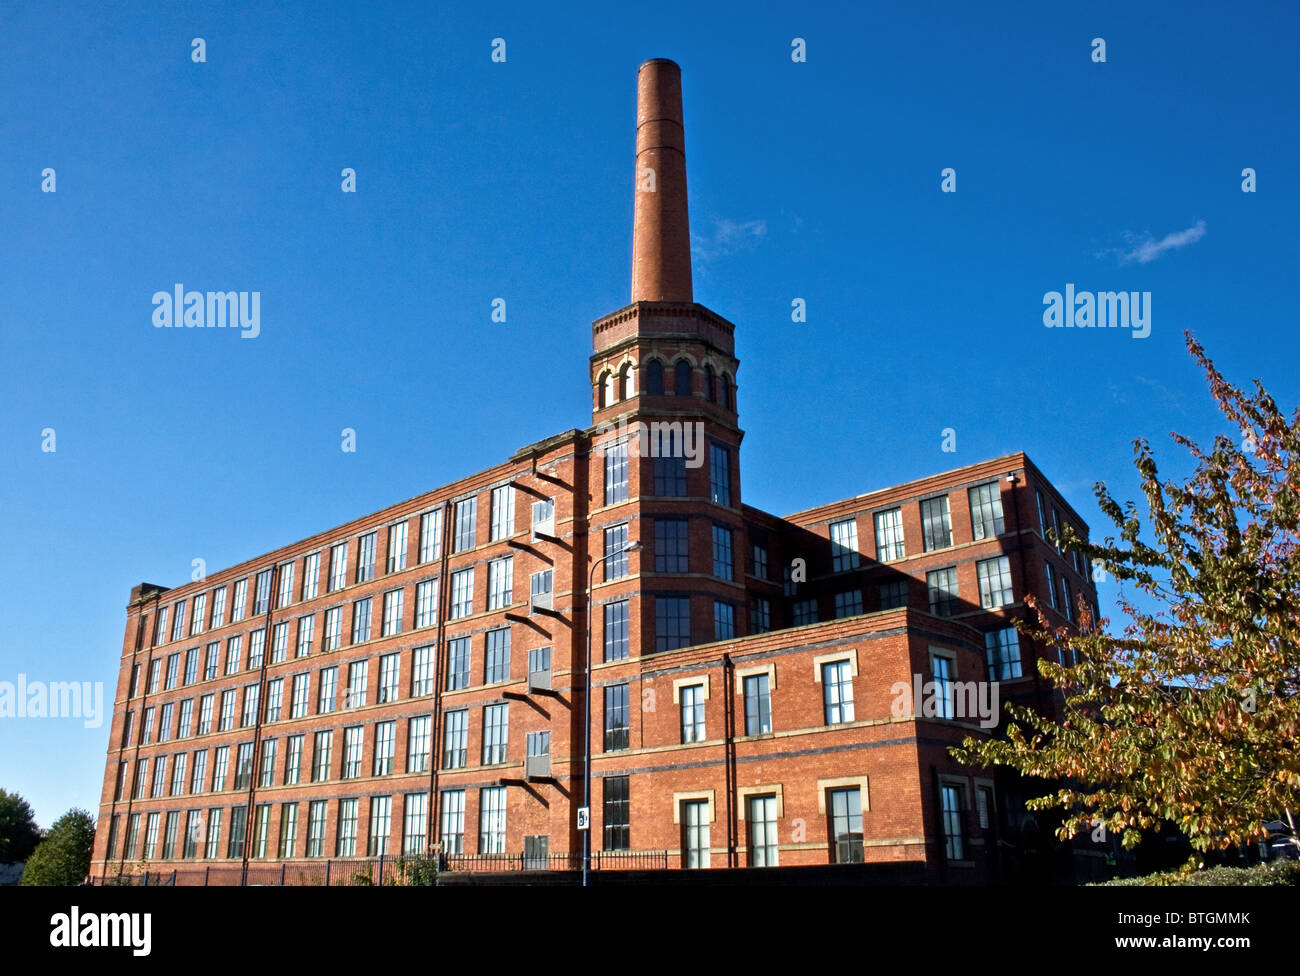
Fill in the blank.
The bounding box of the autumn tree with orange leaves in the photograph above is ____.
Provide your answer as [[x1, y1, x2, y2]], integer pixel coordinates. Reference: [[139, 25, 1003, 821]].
[[954, 333, 1299, 855]]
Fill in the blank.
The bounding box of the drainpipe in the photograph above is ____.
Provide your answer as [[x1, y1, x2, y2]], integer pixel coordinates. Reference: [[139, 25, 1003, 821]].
[[723, 652, 737, 867]]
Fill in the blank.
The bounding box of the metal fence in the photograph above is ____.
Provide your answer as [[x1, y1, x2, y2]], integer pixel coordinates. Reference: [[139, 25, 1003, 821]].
[[95, 851, 669, 886]]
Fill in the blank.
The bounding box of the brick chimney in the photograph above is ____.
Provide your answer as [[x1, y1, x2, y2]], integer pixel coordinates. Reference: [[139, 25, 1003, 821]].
[[631, 58, 693, 303]]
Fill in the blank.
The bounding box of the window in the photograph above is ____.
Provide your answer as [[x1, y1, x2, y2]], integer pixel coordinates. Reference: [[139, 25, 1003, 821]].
[[655, 596, 691, 652], [211, 587, 227, 628], [482, 703, 509, 765], [323, 607, 342, 651], [485, 628, 511, 684], [296, 615, 314, 657], [232, 579, 249, 622], [241, 684, 260, 727], [204, 809, 222, 860], [133, 758, 148, 799], [141, 710, 156, 747], [920, 496, 953, 551], [336, 798, 359, 857], [248, 629, 265, 670], [926, 567, 959, 617], [171, 601, 186, 642], [711, 524, 734, 580], [373, 721, 396, 776], [747, 794, 779, 867], [529, 569, 553, 611], [743, 674, 772, 735], [1061, 576, 1073, 622], [653, 519, 689, 572], [977, 556, 1014, 609], [709, 444, 731, 506], [342, 726, 364, 779], [931, 652, 955, 719], [284, 735, 303, 785], [164, 653, 179, 690], [154, 606, 169, 646], [302, 552, 320, 600], [603, 601, 629, 662], [317, 666, 337, 713], [171, 753, 187, 795], [603, 776, 630, 851], [403, 793, 427, 856], [490, 485, 515, 541], [969, 483, 1005, 540], [351, 597, 372, 644], [454, 497, 477, 552], [254, 569, 272, 615], [1052, 508, 1063, 552], [382, 589, 404, 636], [419, 510, 442, 563], [829, 788, 863, 863], [646, 359, 664, 395], [879, 579, 907, 610], [198, 695, 213, 735], [834, 590, 863, 618], [604, 684, 630, 751], [446, 636, 471, 691], [985, 628, 1023, 681], [1035, 490, 1048, 538], [378, 652, 400, 703], [345, 660, 368, 709], [178, 698, 193, 738], [653, 455, 687, 496], [750, 597, 771, 634], [682, 799, 710, 869], [713, 601, 734, 640], [822, 660, 855, 724], [232, 742, 253, 789], [680, 683, 706, 743], [704, 363, 716, 401], [750, 542, 768, 579], [829, 519, 860, 572], [415, 580, 438, 628], [356, 531, 377, 584], [528, 646, 552, 689], [144, 812, 161, 859], [1044, 562, 1058, 609], [604, 442, 629, 505], [306, 801, 327, 857], [529, 497, 556, 540], [942, 784, 966, 860], [792, 599, 817, 625], [673, 359, 692, 396], [526, 731, 550, 773], [411, 645, 435, 697], [450, 569, 474, 619], [328, 543, 348, 593], [488, 557, 513, 610], [278, 803, 298, 859], [441, 790, 466, 855], [479, 787, 506, 854], [190, 594, 206, 636], [203, 643, 219, 680], [603, 524, 630, 579], [407, 716, 431, 773], [259, 739, 276, 787], [218, 691, 235, 731], [271, 622, 289, 663], [387, 522, 407, 573], [151, 756, 167, 796], [184, 811, 202, 859], [443, 709, 468, 768], [158, 702, 173, 741], [265, 677, 283, 721], [277, 562, 295, 608], [149, 659, 162, 693]]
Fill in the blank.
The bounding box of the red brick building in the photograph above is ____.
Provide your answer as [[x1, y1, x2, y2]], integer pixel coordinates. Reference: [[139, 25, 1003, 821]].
[[90, 59, 1098, 883]]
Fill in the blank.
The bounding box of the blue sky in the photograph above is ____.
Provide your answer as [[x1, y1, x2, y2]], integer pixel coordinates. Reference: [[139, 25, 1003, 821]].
[[2, 0, 1297, 827]]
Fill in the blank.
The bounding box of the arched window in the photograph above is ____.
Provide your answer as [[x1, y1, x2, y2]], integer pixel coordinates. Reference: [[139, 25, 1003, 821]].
[[646, 360, 664, 396], [618, 363, 633, 400], [597, 371, 611, 409], [721, 374, 733, 410], [674, 359, 692, 397], [705, 365, 716, 403]]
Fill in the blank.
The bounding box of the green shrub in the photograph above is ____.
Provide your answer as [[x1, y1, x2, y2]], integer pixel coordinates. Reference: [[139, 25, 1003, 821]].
[[1092, 861, 1300, 886]]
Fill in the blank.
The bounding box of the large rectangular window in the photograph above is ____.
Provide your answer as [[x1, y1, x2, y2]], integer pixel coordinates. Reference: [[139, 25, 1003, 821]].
[[747, 794, 779, 867], [604, 683, 630, 751], [487, 557, 513, 610], [415, 580, 438, 628], [442, 709, 468, 769], [977, 556, 1014, 609], [942, 784, 966, 860], [485, 628, 511, 684], [373, 720, 396, 775], [446, 636, 471, 690], [682, 799, 710, 869], [829, 788, 863, 863], [387, 522, 407, 573], [419, 510, 443, 564], [822, 660, 855, 724], [382, 589, 404, 637], [278, 803, 298, 859], [713, 601, 734, 640], [277, 562, 295, 609], [833, 590, 863, 618], [407, 715, 431, 773], [368, 796, 392, 856], [655, 597, 691, 652], [750, 597, 771, 634], [231, 578, 248, 622], [931, 652, 955, 719], [378, 652, 400, 703], [709, 444, 730, 506], [323, 607, 342, 651], [652, 518, 689, 573], [603, 523, 629, 579], [603, 775, 630, 851], [328, 543, 348, 592], [403, 793, 427, 856], [342, 726, 364, 779], [680, 683, 706, 743], [985, 627, 1023, 681], [284, 735, 302, 785], [440, 790, 465, 855], [317, 666, 337, 713], [302, 552, 320, 600], [411, 645, 435, 697], [482, 703, 509, 765], [920, 496, 953, 551], [312, 731, 333, 782], [336, 798, 359, 857], [306, 801, 327, 857], [603, 601, 629, 662], [604, 442, 629, 505], [479, 787, 506, 854], [351, 597, 372, 644], [454, 497, 477, 552], [829, 519, 860, 572], [490, 485, 515, 541], [253, 570, 273, 616], [450, 569, 474, 619], [356, 531, 378, 584], [968, 483, 1005, 540], [211, 587, 227, 628], [711, 524, 734, 580], [926, 567, 959, 617], [653, 455, 687, 496], [345, 660, 368, 708], [743, 674, 771, 735]]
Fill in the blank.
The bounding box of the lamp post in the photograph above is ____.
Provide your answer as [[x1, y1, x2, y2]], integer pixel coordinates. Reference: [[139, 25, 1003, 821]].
[[583, 538, 642, 887]]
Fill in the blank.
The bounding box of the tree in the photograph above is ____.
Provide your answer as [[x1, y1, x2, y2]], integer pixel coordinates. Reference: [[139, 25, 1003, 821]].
[[0, 789, 42, 863], [21, 808, 96, 886], [954, 333, 1299, 855]]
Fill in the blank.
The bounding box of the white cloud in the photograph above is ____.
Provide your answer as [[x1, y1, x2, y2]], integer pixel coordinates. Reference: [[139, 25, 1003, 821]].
[[691, 217, 767, 262], [1120, 220, 1206, 265]]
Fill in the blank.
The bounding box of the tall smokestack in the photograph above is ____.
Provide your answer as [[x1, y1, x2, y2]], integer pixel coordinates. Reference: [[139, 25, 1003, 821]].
[[631, 59, 693, 303]]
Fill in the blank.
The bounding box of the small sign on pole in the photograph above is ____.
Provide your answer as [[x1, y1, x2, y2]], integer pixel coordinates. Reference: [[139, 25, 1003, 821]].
[[576, 806, 590, 831]]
